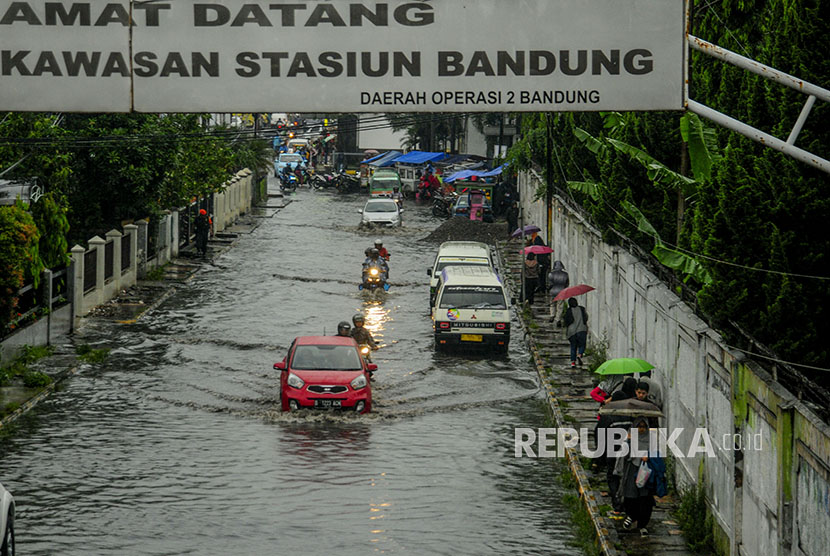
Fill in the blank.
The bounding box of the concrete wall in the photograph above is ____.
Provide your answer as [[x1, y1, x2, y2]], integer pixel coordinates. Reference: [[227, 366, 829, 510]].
[[517, 169, 830, 556]]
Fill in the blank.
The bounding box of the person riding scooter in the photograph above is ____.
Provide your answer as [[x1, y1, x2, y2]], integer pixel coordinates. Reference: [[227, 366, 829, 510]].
[[336, 321, 352, 337], [361, 248, 389, 290], [350, 313, 377, 349]]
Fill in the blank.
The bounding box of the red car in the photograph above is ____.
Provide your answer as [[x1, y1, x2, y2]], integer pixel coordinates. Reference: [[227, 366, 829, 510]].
[[274, 336, 375, 413]]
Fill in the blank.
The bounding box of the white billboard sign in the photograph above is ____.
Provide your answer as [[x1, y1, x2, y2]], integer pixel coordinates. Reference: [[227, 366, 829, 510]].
[[0, 0, 686, 112]]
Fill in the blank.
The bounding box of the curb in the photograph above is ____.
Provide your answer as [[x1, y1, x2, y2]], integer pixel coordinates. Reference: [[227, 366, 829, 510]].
[[1, 211, 268, 432], [494, 242, 619, 556], [0, 362, 82, 432]]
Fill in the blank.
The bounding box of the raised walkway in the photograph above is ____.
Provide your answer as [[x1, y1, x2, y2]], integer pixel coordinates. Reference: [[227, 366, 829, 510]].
[[497, 238, 692, 556]]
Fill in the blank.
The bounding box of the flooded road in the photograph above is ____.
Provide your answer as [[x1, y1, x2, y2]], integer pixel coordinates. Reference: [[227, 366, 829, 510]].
[[0, 180, 577, 554]]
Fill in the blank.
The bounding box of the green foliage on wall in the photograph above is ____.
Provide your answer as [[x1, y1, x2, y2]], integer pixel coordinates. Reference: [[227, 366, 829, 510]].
[[505, 0, 830, 385]]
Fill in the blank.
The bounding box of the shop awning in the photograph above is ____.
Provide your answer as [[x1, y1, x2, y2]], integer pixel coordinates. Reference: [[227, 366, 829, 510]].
[[393, 151, 447, 164]]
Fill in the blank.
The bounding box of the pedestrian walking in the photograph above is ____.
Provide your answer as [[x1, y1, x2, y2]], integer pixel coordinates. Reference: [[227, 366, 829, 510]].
[[523, 253, 539, 304], [598, 390, 632, 519], [547, 260, 570, 324], [617, 417, 657, 537], [530, 231, 550, 292], [564, 297, 588, 367], [194, 209, 211, 258], [506, 201, 519, 238]]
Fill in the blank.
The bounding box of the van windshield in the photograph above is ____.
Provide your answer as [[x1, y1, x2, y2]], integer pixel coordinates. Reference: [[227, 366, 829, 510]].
[[439, 286, 506, 309]]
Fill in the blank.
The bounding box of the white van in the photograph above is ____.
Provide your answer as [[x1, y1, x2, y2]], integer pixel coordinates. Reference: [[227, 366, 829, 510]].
[[427, 241, 494, 307], [432, 266, 511, 353]]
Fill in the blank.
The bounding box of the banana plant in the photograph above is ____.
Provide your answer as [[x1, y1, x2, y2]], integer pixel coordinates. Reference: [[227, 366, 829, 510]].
[[569, 111, 719, 286]]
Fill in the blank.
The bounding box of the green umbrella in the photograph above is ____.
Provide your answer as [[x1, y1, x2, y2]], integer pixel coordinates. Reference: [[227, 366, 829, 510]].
[[594, 357, 654, 376]]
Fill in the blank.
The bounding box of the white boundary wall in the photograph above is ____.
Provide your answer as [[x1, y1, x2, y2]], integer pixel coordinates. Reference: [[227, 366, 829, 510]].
[[518, 169, 830, 556]]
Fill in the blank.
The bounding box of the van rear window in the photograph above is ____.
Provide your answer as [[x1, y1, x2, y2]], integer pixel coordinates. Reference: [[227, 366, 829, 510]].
[[439, 286, 506, 309]]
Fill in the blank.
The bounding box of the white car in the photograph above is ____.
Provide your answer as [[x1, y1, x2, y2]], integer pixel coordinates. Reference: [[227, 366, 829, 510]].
[[358, 198, 403, 228], [0, 482, 14, 556]]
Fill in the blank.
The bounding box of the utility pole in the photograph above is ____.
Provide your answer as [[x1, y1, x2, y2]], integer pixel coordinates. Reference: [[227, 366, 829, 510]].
[[545, 113, 553, 248]]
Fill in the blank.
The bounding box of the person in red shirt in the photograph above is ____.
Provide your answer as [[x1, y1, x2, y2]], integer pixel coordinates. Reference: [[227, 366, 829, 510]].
[[374, 239, 389, 260]]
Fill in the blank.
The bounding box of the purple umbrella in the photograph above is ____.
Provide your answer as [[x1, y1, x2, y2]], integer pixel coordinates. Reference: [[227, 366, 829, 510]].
[[511, 225, 541, 238]]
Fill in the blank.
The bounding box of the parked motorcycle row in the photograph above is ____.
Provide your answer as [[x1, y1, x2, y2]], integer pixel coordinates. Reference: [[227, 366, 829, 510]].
[[279, 165, 362, 194]]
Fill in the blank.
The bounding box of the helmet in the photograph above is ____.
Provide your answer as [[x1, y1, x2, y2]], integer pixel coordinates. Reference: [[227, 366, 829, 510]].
[[370, 248, 380, 257], [337, 321, 351, 335], [364, 247, 371, 257], [374, 239, 383, 246], [352, 313, 365, 326]]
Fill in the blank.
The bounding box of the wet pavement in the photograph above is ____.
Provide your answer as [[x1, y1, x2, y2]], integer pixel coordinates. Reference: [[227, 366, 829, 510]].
[[0, 180, 579, 555]]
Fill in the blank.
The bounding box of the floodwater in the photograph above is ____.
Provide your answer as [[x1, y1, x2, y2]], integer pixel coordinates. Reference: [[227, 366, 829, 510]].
[[0, 180, 577, 554]]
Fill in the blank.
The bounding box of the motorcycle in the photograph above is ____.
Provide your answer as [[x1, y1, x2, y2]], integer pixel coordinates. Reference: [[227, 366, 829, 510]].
[[311, 171, 336, 189], [358, 344, 376, 379], [335, 170, 361, 193], [279, 171, 298, 192], [432, 192, 455, 218], [359, 261, 390, 291]]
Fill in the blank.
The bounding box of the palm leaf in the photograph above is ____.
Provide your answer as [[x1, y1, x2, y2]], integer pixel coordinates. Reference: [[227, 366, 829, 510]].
[[567, 180, 602, 201], [680, 112, 722, 183], [573, 127, 607, 155], [621, 200, 659, 238], [607, 138, 697, 196], [651, 243, 713, 285]]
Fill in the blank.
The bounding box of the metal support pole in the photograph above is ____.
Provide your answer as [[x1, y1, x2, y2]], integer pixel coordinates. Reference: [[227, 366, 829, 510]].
[[546, 114, 553, 248], [687, 100, 829, 174], [688, 36, 830, 102], [786, 95, 816, 146]]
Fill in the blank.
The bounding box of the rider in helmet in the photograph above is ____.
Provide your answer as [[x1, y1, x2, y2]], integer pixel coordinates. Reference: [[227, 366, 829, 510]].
[[362, 247, 388, 283], [374, 238, 390, 260], [336, 321, 352, 337], [350, 313, 377, 349]]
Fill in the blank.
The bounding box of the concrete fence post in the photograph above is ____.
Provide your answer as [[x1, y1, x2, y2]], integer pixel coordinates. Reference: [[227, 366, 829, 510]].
[[160, 211, 171, 263], [41, 268, 53, 345], [136, 219, 148, 278], [70, 244, 85, 329], [106, 228, 122, 294], [89, 235, 106, 308], [123, 223, 138, 288], [171, 209, 180, 258]]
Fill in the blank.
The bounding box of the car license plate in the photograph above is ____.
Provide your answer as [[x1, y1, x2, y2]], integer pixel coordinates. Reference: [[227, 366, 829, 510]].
[[461, 334, 483, 342], [314, 399, 342, 408]]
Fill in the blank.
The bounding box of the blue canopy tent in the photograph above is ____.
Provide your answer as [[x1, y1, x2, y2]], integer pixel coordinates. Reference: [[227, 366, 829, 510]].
[[362, 151, 389, 164], [393, 151, 448, 164], [444, 164, 507, 183], [369, 151, 402, 167]]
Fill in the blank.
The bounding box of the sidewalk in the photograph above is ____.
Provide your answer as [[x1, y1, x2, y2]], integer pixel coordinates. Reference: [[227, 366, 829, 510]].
[[1, 204, 281, 430], [498, 238, 691, 556]]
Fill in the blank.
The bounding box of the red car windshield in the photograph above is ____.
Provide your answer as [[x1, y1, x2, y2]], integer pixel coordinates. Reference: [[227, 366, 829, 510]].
[[291, 345, 363, 370]]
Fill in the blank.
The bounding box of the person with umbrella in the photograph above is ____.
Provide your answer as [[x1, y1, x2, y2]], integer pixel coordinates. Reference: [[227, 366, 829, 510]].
[[522, 252, 540, 305], [564, 297, 588, 367], [530, 231, 550, 292], [547, 261, 569, 324]]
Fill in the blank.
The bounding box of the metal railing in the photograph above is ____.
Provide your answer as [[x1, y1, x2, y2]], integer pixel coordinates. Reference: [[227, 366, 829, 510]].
[[83, 249, 96, 293]]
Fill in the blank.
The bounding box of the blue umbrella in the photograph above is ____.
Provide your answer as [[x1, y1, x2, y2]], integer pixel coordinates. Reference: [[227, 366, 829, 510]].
[[511, 225, 541, 238]]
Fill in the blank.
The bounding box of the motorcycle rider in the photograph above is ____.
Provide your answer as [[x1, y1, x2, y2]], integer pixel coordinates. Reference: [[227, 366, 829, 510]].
[[391, 186, 404, 206], [336, 321, 352, 337], [350, 313, 377, 350], [362, 248, 389, 282]]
